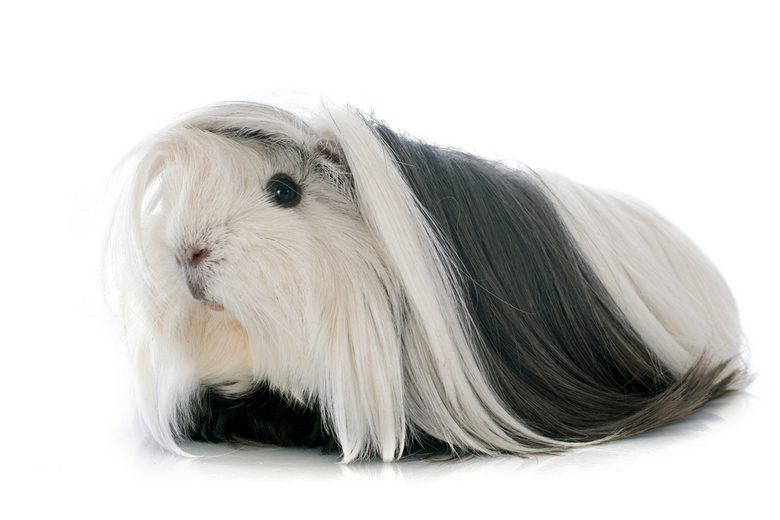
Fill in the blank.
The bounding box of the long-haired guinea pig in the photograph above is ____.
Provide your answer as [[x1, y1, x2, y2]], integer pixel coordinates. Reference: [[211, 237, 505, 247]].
[[108, 101, 747, 462]]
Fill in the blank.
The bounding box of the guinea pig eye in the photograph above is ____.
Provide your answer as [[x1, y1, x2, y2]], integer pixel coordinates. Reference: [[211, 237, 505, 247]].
[[267, 175, 301, 207]]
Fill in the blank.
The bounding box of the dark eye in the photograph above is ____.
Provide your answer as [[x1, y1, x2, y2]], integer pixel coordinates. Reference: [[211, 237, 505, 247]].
[[267, 175, 301, 207]]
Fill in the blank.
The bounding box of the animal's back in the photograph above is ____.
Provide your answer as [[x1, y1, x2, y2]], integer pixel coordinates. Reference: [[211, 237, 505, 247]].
[[372, 122, 745, 442]]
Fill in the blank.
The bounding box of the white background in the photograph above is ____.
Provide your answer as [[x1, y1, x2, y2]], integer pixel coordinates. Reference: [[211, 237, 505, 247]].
[[3, 1, 777, 518]]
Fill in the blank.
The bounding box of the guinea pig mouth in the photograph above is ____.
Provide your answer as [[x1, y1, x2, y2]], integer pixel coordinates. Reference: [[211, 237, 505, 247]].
[[176, 244, 224, 310], [184, 274, 207, 301], [183, 272, 224, 311]]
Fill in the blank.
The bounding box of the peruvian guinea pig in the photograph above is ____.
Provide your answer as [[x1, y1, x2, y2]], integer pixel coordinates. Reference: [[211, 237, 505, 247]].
[[108, 101, 747, 462]]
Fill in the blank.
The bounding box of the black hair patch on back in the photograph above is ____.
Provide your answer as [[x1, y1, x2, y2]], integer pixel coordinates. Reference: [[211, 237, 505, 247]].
[[371, 122, 735, 443]]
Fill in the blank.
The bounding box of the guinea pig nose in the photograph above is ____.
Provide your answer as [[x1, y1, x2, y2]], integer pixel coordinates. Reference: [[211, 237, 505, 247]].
[[187, 246, 210, 266], [181, 245, 210, 267]]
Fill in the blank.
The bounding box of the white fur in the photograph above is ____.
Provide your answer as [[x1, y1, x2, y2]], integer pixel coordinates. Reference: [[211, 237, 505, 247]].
[[537, 170, 745, 381], [112, 104, 411, 460]]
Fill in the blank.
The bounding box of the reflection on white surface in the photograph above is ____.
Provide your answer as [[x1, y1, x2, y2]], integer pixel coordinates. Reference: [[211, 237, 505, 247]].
[[89, 387, 766, 518]]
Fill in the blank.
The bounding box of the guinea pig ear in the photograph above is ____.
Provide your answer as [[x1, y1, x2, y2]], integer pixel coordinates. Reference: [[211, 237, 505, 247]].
[[313, 138, 347, 167]]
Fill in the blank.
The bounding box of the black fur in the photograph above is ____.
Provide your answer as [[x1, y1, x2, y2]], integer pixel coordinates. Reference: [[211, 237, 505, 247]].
[[182, 383, 453, 457], [371, 122, 738, 443], [183, 383, 337, 450]]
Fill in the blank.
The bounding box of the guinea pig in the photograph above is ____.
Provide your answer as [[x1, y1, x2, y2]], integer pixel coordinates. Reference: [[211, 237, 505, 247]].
[[109, 101, 747, 462]]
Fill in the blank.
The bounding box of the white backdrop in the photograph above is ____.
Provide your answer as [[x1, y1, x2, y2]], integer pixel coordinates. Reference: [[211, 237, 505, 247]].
[[4, 1, 777, 518]]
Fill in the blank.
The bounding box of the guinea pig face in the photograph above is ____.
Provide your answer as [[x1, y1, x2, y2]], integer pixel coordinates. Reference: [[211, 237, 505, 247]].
[[155, 131, 311, 312], [141, 128, 364, 392]]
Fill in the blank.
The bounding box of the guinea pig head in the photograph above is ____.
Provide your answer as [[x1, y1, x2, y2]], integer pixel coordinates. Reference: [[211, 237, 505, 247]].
[[137, 126, 385, 400]]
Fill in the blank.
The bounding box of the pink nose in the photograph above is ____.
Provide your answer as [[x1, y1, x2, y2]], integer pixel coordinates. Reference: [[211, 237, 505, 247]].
[[186, 246, 209, 266], [177, 245, 210, 267]]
